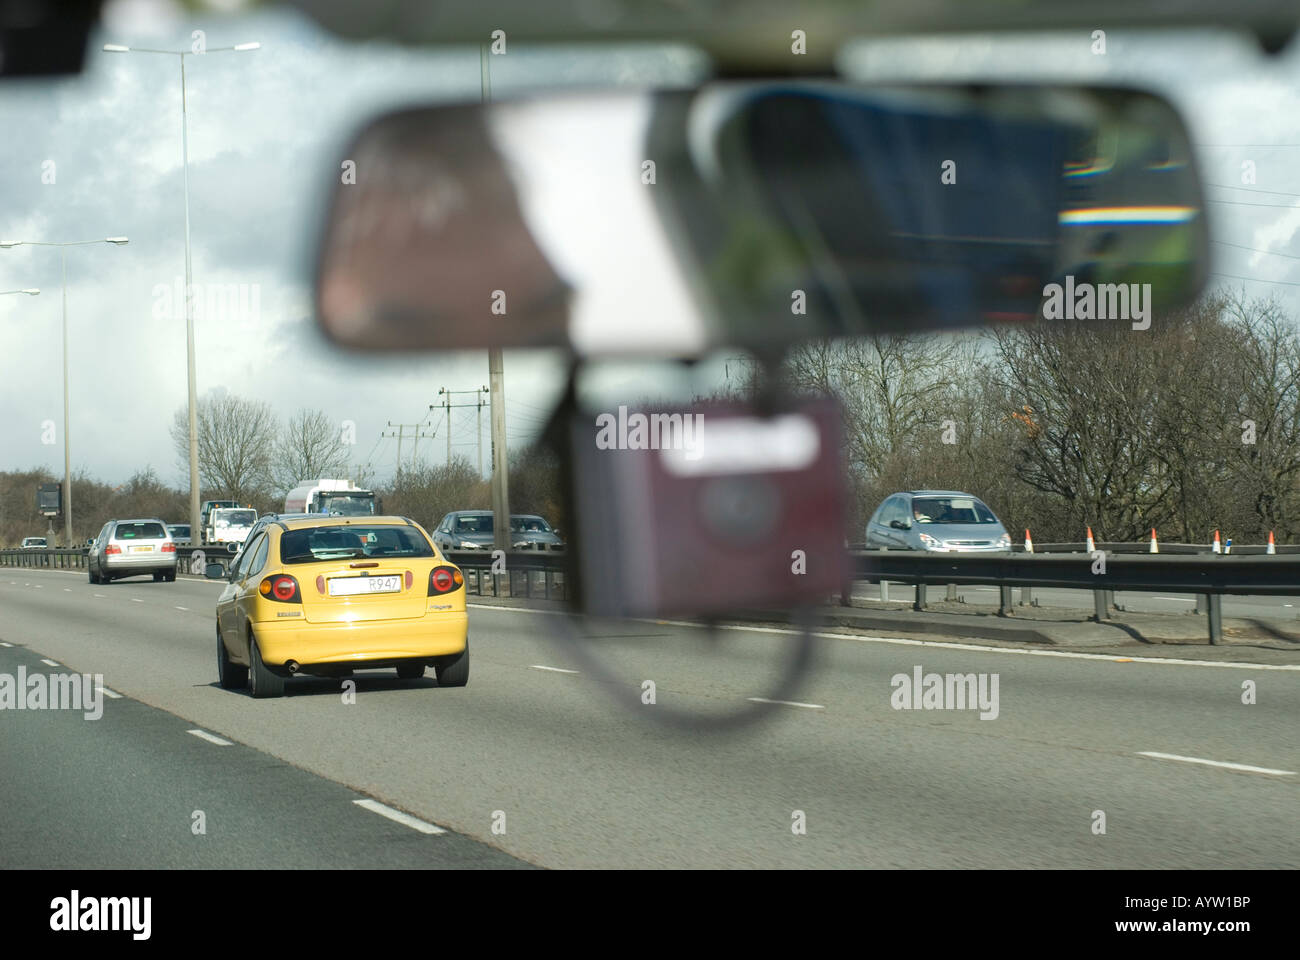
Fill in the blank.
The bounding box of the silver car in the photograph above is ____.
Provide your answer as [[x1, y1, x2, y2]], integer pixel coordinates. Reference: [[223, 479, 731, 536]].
[[433, 510, 565, 551], [865, 491, 1011, 552], [88, 518, 178, 584]]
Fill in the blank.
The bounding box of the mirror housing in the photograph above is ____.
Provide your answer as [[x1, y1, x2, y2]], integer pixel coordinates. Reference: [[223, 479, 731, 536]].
[[315, 82, 1207, 357], [204, 562, 227, 580]]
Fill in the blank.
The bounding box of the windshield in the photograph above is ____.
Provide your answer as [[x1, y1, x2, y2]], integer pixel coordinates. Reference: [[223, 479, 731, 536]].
[[455, 515, 493, 534], [279, 524, 435, 563], [319, 494, 375, 516], [6, 8, 1295, 881], [510, 516, 552, 532], [911, 498, 998, 524], [114, 522, 166, 540]]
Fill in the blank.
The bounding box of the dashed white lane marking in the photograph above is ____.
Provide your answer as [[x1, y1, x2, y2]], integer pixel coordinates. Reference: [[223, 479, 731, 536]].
[[130, 598, 143, 603], [63, 588, 70, 592], [40, 658, 60, 666], [531, 664, 579, 674], [93, 594, 106, 598], [352, 799, 446, 835], [97, 686, 123, 700], [0, 642, 12, 648], [187, 729, 233, 746], [746, 697, 825, 710], [1137, 751, 1296, 777], [1153, 597, 1196, 602], [175, 606, 189, 611]]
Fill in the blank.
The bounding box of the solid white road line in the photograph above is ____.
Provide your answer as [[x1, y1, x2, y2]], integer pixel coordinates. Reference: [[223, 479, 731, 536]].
[[746, 697, 825, 710], [352, 798, 446, 835], [187, 729, 233, 746], [470, 604, 1300, 671], [531, 664, 579, 674], [1137, 751, 1296, 777], [1153, 597, 1197, 602], [40, 658, 60, 666], [97, 686, 123, 700]]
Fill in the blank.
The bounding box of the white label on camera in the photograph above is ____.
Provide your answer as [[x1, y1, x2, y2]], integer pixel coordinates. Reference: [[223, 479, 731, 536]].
[[660, 414, 819, 477]]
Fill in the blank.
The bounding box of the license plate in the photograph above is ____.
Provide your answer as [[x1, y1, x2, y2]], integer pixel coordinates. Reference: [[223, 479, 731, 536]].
[[328, 575, 401, 597], [131, 545, 153, 553]]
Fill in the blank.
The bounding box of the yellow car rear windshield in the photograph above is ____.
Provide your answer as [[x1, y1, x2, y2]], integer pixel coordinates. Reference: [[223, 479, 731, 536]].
[[279, 525, 434, 564]]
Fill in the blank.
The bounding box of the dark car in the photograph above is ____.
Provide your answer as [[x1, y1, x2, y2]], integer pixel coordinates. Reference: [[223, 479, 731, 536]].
[[865, 491, 1011, 553]]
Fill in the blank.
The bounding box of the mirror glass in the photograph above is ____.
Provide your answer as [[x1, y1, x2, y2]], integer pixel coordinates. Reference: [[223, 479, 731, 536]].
[[315, 82, 1207, 355]]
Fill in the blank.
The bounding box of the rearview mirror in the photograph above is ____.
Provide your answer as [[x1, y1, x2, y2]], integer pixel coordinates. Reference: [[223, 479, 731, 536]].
[[315, 82, 1206, 356], [890, 519, 911, 530], [204, 562, 227, 580]]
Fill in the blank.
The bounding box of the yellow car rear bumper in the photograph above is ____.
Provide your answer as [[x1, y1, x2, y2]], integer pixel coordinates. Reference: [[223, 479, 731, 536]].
[[250, 611, 468, 666]]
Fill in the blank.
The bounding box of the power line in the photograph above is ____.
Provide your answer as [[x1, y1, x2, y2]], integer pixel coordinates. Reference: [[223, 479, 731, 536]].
[[1210, 271, 1300, 287], [434, 386, 490, 475], [1205, 198, 1300, 209], [1205, 182, 1300, 198], [1213, 239, 1300, 260], [382, 418, 436, 478]]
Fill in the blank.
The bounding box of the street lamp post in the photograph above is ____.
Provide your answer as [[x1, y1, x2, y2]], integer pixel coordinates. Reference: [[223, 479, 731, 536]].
[[103, 40, 260, 546], [0, 239, 128, 546]]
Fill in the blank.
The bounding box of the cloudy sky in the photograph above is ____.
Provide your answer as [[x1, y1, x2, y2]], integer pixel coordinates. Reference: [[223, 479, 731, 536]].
[[3, 8, 1300, 488]]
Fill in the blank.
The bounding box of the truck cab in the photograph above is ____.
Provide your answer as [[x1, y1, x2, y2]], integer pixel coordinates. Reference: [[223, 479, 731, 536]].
[[205, 507, 258, 550]]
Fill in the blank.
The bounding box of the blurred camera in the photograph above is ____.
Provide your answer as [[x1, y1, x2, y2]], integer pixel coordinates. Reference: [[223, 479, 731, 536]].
[[568, 398, 849, 617]]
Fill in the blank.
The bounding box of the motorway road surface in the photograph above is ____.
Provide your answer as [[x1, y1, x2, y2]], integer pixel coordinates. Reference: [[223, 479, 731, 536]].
[[1, 566, 1296, 868]]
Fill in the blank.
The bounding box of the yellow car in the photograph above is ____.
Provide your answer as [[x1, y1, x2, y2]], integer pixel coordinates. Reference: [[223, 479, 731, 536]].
[[208, 515, 468, 698]]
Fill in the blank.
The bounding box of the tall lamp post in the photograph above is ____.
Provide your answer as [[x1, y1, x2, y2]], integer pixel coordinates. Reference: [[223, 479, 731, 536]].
[[103, 39, 260, 545], [0, 239, 129, 546]]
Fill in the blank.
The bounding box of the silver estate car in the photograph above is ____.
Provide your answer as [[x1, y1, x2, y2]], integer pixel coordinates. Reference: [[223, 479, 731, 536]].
[[865, 491, 1011, 553], [88, 518, 178, 583]]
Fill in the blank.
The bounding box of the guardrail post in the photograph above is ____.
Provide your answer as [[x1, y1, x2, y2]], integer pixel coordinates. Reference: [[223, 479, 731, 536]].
[[913, 582, 927, 611], [880, 580, 889, 602], [998, 585, 1013, 616], [1092, 588, 1108, 621], [1206, 593, 1222, 644]]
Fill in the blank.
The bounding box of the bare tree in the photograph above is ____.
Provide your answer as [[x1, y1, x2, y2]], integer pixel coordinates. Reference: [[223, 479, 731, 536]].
[[272, 408, 350, 494], [170, 392, 277, 503], [1221, 291, 1300, 539]]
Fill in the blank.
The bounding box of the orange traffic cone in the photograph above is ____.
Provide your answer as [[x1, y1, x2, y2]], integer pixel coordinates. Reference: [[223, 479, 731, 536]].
[[1212, 530, 1222, 554], [1086, 526, 1096, 552], [1268, 531, 1276, 555], [1149, 528, 1159, 553], [1024, 529, 1034, 554]]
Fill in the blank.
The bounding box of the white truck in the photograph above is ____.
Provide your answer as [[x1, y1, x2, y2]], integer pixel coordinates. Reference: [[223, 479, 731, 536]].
[[205, 507, 258, 551], [284, 479, 381, 517]]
